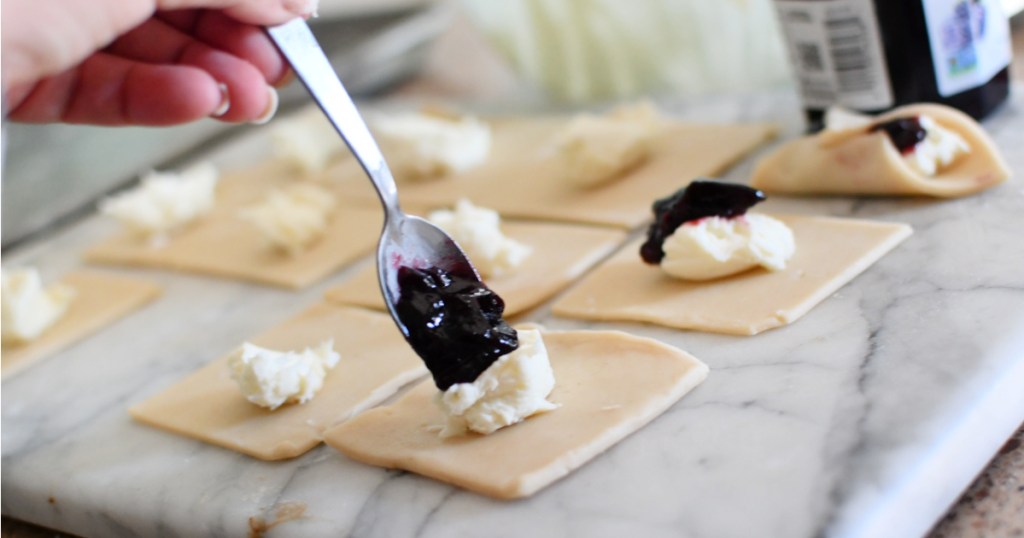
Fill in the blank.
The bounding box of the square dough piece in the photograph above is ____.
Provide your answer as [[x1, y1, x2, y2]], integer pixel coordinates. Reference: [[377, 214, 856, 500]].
[[324, 329, 709, 499], [324, 221, 627, 317], [129, 304, 427, 461], [85, 166, 381, 289], [328, 118, 777, 228], [552, 215, 912, 335], [2, 271, 161, 379]]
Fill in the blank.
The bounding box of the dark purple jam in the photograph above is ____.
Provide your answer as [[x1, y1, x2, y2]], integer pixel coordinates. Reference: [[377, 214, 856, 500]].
[[869, 116, 927, 155], [394, 265, 518, 390], [640, 180, 766, 265]]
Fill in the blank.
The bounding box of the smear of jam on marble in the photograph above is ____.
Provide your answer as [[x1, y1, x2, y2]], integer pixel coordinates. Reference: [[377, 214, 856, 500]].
[[869, 116, 928, 154], [395, 265, 518, 390], [640, 180, 766, 264]]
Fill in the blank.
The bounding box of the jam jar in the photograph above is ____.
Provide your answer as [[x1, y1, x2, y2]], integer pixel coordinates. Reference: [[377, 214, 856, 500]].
[[773, 0, 1012, 131]]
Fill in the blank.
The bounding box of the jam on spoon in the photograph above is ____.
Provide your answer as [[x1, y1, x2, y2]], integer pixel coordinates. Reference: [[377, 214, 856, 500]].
[[394, 265, 518, 390], [640, 180, 766, 264], [869, 116, 928, 155], [265, 20, 512, 391]]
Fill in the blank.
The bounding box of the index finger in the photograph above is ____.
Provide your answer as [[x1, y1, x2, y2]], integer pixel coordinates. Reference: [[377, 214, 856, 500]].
[[1, 0, 313, 92]]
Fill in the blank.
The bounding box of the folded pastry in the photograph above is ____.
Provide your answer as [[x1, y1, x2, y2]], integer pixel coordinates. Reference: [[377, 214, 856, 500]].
[[751, 104, 1010, 197]]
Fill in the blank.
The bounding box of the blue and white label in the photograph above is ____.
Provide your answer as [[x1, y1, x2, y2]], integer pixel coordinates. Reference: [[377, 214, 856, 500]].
[[922, 0, 1012, 96]]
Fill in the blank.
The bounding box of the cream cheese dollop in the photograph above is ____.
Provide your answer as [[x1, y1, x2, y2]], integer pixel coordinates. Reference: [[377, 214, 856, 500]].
[[371, 112, 491, 181], [556, 101, 663, 187], [270, 111, 345, 175], [240, 183, 337, 255], [427, 199, 531, 278], [1, 268, 76, 344], [99, 162, 218, 243], [660, 214, 795, 281], [903, 115, 970, 177], [228, 339, 340, 410], [437, 329, 558, 438]]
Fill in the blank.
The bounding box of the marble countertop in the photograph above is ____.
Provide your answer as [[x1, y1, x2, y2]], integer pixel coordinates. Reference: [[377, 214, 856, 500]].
[[3, 84, 1024, 538]]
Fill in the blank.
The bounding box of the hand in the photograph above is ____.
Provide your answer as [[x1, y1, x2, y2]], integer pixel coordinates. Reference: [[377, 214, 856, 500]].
[[1, 0, 317, 126]]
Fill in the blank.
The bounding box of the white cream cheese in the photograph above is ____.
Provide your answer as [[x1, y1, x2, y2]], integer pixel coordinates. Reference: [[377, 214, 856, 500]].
[[228, 339, 340, 410], [240, 183, 337, 255], [437, 329, 558, 438], [606, 100, 664, 132], [370, 112, 491, 181], [903, 115, 970, 177], [99, 162, 218, 242], [1, 268, 76, 344], [556, 101, 663, 187], [270, 111, 344, 174], [428, 199, 531, 278], [660, 214, 795, 281]]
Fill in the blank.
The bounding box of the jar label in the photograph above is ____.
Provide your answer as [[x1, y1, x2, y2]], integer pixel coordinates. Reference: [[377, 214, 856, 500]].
[[921, 0, 1012, 97], [775, 0, 894, 110]]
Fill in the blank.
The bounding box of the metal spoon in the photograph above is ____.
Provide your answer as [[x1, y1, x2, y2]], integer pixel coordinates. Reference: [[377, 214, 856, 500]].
[[267, 18, 480, 335]]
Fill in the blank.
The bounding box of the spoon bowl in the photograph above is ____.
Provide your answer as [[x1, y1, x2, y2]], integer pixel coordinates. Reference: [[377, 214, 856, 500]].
[[267, 19, 481, 335], [376, 214, 480, 332]]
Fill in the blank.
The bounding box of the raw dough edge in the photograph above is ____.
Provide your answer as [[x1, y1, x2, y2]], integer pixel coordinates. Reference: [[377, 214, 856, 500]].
[[1, 270, 161, 379], [325, 329, 709, 499]]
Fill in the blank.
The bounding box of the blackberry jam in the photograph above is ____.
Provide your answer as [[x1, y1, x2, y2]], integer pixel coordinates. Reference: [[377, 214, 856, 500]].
[[640, 181, 766, 264], [774, 0, 1011, 131], [394, 265, 518, 390], [869, 116, 928, 154]]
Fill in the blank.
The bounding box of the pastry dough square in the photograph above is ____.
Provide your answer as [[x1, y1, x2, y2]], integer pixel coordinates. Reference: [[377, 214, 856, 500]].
[[324, 329, 708, 499], [85, 166, 381, 289], [129, 304, 427, 461], [2, 271, 161, 379], [323, 221, 627, 317], [552, 215, 912, 335], [328, 118, 777, 228]]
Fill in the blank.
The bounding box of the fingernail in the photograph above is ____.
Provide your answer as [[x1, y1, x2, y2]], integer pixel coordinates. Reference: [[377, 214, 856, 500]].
[[212, 83, 230, 117], [286, 0, 320, 17], [252, 86, 279, 125], [274, 68, 296, 88]]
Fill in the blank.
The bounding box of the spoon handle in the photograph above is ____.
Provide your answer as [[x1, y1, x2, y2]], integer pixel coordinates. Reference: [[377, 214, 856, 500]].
[[267, 18, 401, 215]]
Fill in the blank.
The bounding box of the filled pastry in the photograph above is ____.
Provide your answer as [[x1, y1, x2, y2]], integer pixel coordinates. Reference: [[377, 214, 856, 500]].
[[751, 104, 1010, 197]]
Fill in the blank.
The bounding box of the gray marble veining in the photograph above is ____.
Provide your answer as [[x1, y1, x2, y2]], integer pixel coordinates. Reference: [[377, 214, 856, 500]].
[[3, 89, 1024, 538]]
